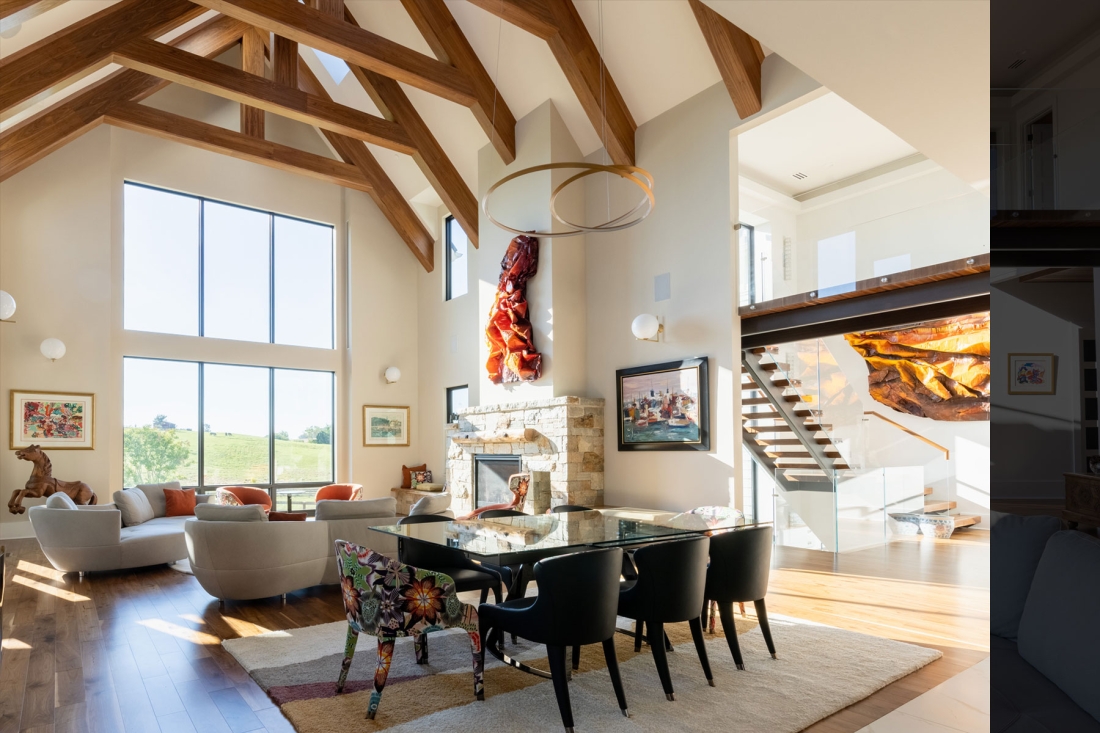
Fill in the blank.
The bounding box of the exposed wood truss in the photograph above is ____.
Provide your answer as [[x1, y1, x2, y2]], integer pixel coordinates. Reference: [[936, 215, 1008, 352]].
[[344, 4, 479, 248], [104, 102, 379, 193], [0, 0, 67, 33], [688, 0, 763, 119], [468, 0, 637, 166], [0, 0, 206, 118], [239, 26, 266, 137], [190, 0, 476, 105], [110, 38, 416, 153], [0, 15, 247, 182]]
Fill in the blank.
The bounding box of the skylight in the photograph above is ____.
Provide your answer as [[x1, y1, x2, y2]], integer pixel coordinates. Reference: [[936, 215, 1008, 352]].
[[315, 50, 351, 85]]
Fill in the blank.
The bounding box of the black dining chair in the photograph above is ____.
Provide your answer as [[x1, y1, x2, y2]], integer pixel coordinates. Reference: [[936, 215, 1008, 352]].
[[396, 514, 508, 605], [607, 536, 713, 699], [703, 525, 776, 669], [478, 547, 629, 732], [478, 509, 527, 519]]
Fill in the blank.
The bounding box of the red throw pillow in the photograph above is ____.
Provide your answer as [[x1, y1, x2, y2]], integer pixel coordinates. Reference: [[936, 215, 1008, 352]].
[[269, 511, 307, 522], [164, 488, 197, 517], [401, 464, 426, 489]]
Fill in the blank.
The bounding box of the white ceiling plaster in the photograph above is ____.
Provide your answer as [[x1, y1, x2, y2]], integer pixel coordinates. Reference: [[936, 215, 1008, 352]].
[[704, 0, 990, 189], [737, 92, 917, 197]]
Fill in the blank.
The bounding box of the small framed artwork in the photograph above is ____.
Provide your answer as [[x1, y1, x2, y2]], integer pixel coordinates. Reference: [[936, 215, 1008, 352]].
[[10, 390, 95, 450], [363, 405, 410, 446], [1007, 353, 1056, 395], [616, 356, 710, 451]]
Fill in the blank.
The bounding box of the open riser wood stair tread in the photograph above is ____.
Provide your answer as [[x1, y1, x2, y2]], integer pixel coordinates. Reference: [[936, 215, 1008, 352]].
[[923, 500, 958, 513]]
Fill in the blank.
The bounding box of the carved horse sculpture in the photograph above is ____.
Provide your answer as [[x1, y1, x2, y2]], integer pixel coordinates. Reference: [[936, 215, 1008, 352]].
[[461, 473, 529, 519], [9, 445, 97, 514]]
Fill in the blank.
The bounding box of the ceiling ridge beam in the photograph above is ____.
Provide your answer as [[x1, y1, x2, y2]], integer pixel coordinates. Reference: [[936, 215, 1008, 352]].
[[0, 14, 247, 182], [398, 0, 516, 164], [342, 4, 479, 248], [189, 0, 477, 106], [0, 0, 207, 118], [466, 0, 637, 166], [111, 37, 417, 154], [104, 101, 376, 193], [688, 0, 762, 119]]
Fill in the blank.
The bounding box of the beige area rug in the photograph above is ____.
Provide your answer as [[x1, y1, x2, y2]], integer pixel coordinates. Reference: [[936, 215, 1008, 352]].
[[224, 613, 941, 732]]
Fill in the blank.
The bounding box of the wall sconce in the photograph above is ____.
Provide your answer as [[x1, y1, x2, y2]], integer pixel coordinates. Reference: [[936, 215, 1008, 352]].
[[40, 338, 66, 362], [631, 314, 663, 342], [0, 290, 15, 322], [384, 366, 401, 384]]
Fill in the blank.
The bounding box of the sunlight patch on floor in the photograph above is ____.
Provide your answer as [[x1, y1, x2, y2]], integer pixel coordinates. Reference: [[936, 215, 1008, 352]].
[[139, 617, 221, 645], [12, 574, 88, 601], [16, 559, 66, 581]]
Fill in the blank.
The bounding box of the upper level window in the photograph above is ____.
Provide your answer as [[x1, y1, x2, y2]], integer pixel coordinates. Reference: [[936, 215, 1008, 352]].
[[123, 183, 334, 348], [445, 215, 468, 300], [447, 385, 469, 423]]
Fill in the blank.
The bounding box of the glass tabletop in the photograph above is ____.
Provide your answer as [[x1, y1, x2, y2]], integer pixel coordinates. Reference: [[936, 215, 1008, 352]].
[[370, 508, 768, 564]]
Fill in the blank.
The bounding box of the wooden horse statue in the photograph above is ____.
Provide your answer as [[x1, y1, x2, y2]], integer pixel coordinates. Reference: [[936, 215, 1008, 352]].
[[461, 473, 529, 519], [9, 445, 97, 514]]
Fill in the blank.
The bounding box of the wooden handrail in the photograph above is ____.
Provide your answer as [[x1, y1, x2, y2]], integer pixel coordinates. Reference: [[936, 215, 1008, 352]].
[[864, 411, 950, 459]]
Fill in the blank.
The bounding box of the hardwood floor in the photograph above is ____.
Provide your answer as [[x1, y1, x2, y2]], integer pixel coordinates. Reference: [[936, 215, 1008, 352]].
[[0, 529, 989, 733]]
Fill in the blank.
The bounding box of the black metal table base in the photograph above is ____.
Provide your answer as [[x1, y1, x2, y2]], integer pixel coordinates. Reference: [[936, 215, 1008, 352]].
[[485, 632, 554, 680]]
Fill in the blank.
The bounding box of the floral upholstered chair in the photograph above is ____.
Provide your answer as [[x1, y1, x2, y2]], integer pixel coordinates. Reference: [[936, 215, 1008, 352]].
[[334, 540, 485, 719]]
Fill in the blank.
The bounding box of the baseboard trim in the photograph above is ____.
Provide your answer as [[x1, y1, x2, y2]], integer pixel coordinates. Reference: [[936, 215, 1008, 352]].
[[0, 523, 36, 540]]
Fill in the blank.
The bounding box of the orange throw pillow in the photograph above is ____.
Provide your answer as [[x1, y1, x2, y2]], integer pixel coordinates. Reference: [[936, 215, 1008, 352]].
[[164, 488, 197, 517], [401, 464, 426, 489]]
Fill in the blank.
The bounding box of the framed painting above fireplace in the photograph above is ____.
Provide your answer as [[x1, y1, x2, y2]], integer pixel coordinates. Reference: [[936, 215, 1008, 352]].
[[616, 356, 710, 451]]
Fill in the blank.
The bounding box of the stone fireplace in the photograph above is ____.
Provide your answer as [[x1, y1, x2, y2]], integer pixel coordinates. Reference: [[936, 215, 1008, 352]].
[[446, 396, 605, 516]]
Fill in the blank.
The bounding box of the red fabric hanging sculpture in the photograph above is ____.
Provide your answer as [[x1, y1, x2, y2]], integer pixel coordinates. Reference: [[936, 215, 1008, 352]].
[[485, 235, 542, 384]]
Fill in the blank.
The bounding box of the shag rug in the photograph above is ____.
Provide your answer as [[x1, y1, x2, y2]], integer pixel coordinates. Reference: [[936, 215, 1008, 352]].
[[223, 613, 941, 732]]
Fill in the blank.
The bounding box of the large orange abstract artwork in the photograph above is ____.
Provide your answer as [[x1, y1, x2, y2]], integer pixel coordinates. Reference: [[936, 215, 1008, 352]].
[[485, 235, 542, 384], [845, 313, 990, 421]]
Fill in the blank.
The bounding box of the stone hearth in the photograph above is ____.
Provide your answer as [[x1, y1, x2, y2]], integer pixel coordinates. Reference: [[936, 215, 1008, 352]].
[[445, 396, 605, 515]]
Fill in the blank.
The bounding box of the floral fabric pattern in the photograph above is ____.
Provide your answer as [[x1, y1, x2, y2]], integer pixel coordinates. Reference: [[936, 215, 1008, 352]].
[[333, 540, 484, 719], [214, 488, 245, 507]]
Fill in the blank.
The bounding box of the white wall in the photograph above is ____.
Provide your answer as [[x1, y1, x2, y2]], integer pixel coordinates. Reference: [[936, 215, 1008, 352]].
[[1, 87, 424, 538]]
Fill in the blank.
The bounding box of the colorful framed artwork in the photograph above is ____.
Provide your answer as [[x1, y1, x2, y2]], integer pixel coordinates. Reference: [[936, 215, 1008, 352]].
[[363, 405, 410, 447], [1007, 353, 1055, 395], [9, 390, 95, 450], [616, 356, 710, 451]]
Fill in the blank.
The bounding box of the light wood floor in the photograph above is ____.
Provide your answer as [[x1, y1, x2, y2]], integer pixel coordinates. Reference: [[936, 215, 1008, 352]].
[[0, 529, 988, 733]]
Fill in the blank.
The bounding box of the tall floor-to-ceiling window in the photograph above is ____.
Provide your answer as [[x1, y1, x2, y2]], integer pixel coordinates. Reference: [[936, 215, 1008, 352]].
[[123, 183, 336, 510]]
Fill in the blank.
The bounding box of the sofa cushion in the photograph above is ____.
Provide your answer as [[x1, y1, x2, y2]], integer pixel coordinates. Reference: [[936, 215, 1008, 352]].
[[45, 493, 77, 510], [136, 481, 182, 518], [194, 504, 268, 522], [119, 516, 190, 567], [409, 493, 451, 516], [991, 512, 1063, 640], [991, 634, 1100, 732], [401, 464, 426, 489], [1017, 531, 1100, 723], [164, 487, 196, 516], [315, 497, 396, 520], [113, 489, 155, 526]]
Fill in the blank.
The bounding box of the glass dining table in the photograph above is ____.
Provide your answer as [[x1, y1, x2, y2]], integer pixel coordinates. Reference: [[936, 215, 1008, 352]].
[[370, 507, 769, 679]]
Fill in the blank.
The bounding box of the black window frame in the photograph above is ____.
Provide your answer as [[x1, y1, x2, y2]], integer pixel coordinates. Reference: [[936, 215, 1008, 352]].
[[444, 215, 467, 301], [123, 181, 336, 349], [122, 356, 336, 509], [446, 385, 469, 423]]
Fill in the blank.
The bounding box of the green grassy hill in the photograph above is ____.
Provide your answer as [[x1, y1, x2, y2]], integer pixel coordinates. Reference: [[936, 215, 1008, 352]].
[[125, 429, 332, 486]]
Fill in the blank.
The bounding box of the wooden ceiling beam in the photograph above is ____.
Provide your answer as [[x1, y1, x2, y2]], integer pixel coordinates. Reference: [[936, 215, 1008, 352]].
[[190, 0, 477, 106], [273, 35, 298, 87], [0, 14, 246, 182], [0, 0, 206, 118], [398, 0, 515, 164], [111, 37, 416, 154], [342, 5, 478, 247], [1, 0, 67, 33], [688, 0, 762, 119], [466, 0, 636, 166], [240, 26, 266, 137], [104, 102, 376, 193]]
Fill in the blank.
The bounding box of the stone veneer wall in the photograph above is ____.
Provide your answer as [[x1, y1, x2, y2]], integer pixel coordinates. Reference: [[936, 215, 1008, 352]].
[[445, 396, 605, 515]]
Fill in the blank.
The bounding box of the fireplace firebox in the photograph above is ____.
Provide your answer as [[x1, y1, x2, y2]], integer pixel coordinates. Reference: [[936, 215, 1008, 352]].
[[474, 455, 522, 509]]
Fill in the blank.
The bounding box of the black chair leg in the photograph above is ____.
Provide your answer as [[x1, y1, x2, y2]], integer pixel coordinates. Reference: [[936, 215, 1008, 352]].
[[702, 598, 710, 632], [688, 617, 714, 686], [479, 587, 489, 605], [718, 603, 745, 670], [646, 621, 675, 700], [755, 599, 777, 659], [572, 644, 581, 671], [546, 645, 575, 732], [634, 619, 644, 652], [492, 583, 502, 604], [602, 637, 629, 717], [664, 630, 674, 652]]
